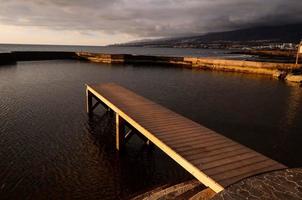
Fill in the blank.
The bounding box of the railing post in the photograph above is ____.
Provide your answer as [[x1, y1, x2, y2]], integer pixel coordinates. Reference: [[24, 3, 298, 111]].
[[86, 88, 93, 115], [296, 41, 302, 66], [116, 113, 125, 151]]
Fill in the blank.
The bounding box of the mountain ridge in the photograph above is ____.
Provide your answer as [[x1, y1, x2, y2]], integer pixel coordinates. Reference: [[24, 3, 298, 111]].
[[111, 23, 302, 48]]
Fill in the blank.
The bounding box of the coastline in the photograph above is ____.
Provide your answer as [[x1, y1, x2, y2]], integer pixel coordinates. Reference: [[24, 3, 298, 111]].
[[77, 52, 302, 83], [1, 51, 301, 83]]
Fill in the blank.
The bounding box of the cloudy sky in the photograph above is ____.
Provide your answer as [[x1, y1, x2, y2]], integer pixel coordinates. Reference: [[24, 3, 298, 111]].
[[0, 0, 302, 45]]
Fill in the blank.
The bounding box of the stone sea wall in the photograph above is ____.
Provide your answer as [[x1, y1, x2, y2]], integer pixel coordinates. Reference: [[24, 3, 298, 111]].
[[0, 51, 80, 65], [232, 50, 299, 59], [0, 52, 17, 65], [77, 52, 302, 83], [13, 51, 79, 61], [1, 51, 301, 83], [76, 52, 186, 65]]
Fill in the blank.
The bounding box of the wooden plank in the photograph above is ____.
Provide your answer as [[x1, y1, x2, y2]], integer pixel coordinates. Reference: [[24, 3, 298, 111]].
[[213, 160, 280, 180], [143, 118, 205, 129], [134, 115, 185, 126], [186, 144, 246, 162], [196, 152, 260, 170], [175, 140, 234, 154], [218, 164, 285, 187], [150, 125, 207, 134], [166, 133, 223, 146], [153, 127, 211, 138], [181, 143, 240, 158], [158, 132, 217, 145], [166, 136, 228, 152], [136, 116, 197, 127], [204, 156, 269, 176], [85, 83, 287, 193]]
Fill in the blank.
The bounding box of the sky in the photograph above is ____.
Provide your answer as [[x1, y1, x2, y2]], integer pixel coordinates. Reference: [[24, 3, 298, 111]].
[[0, 0, 302, 46]]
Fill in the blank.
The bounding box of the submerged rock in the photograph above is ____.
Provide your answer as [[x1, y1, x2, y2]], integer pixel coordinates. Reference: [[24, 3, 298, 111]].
[[272, 70, 287, 79], [285, 73, 302, 83]]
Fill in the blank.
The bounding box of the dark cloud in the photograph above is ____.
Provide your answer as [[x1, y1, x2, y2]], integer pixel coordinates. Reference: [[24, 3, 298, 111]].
[[1, 0, 302, 39]]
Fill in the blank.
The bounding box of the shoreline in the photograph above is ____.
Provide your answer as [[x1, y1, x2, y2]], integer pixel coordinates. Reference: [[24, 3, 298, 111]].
[[1, 51, 302, 83], [77, 52, 302, 83]]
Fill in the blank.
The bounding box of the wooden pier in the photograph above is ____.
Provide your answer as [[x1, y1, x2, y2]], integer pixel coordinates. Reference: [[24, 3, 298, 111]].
[[85, 83, 286, 193]]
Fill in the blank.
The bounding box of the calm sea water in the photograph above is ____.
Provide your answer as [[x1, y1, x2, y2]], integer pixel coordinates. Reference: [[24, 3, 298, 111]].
[[0, 43, 251, 59], [0, 48, 302, 199]]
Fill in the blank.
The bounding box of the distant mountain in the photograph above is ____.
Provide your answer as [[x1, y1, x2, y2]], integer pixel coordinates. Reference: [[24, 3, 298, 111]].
[[112, 24, 302, 49]]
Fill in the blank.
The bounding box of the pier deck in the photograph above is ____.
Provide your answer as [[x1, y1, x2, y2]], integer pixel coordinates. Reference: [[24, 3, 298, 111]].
[[85, 83, 286, 193]]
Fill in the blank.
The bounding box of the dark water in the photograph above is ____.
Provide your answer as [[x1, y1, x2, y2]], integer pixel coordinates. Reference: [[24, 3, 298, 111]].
[[0, 60, 302, 199], [0, 44, 251, 59]]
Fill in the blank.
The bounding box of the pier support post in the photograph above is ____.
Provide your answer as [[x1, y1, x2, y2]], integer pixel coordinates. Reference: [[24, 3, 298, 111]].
[[86, 88, 93, 115], [116, 113, 125, 151], [86, 87, 110, 115]]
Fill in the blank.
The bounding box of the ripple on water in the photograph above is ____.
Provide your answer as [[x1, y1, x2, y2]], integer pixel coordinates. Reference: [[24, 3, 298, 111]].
[[0, 60, 302, 199]]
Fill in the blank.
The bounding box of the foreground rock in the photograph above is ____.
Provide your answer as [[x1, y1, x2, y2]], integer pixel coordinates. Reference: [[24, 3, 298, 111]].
[[272, 70, 288, 79], [130, 168, 302, 200], [212, 168, 302, 200], [285, 73, 302, 83]]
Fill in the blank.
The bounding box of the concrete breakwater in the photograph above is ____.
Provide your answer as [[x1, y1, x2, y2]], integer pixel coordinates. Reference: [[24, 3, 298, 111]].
[[0, 51, 80, 65], [77, 52, 302, 83], [232, 50, 299, 59], [76, 52, 186, 65], [13, 51, 79, 61], [0, 52, 17, 65], [185, 57, 301, 74], [1, 51, 301, 83]]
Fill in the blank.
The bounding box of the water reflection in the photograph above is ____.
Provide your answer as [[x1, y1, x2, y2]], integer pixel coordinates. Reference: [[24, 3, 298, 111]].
[[275, 84, 302, 166], [1, 60, 302, 199], [85, 110, 189, 199], [282, 85, 302, 130]]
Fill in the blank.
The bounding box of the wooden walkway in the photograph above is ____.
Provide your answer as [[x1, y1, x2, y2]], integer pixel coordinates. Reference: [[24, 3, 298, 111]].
[[85, 83, 286, 193]]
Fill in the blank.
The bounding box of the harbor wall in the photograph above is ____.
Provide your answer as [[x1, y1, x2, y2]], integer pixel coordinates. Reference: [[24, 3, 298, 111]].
[[0, 51, 80, 65], [13, 51, 79, 61], [1, 51, 301, 83], [77, 52, 301, 74], [0, 53, 17, 65], [76, 52, 186, 65], [184, 57, 301, 74]]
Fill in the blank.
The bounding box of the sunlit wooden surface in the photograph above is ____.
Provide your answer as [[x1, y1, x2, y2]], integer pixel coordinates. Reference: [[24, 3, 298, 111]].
[[86, 83, 286, 193]]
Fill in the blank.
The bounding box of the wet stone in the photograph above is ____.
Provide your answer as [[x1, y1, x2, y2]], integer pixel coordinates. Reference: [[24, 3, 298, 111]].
[[212, 168, 302, 200]]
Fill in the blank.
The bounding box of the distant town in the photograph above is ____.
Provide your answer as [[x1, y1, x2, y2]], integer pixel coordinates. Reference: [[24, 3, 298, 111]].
[[144, 41, 298, 51]]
